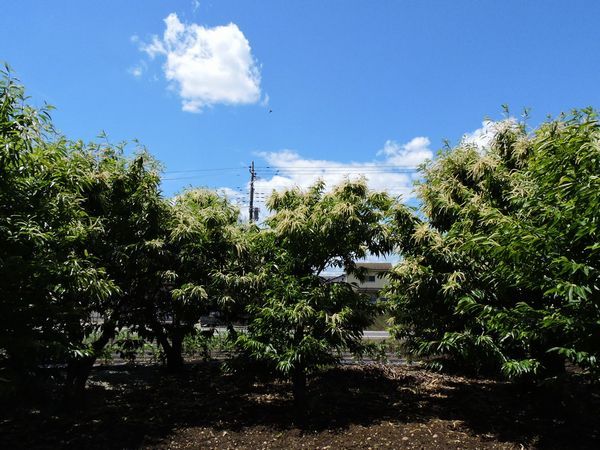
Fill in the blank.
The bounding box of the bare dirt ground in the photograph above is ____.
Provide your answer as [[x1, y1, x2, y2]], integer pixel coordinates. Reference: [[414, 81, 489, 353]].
[[1, 361, 599, 449]]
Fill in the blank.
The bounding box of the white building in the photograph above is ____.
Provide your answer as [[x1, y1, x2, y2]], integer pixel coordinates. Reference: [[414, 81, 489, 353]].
[[323, 262, 391, 300], [345, 262, 391, 299]]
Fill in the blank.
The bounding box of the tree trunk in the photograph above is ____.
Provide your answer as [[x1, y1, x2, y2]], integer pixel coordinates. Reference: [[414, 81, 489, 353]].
[[153, 323, 185, 372], [292, 366, 307, 418], [64, 321, 115, 407], [291, 325, 308, 419], [64, 357, 95, 408], [541, 351, 566, 377], [227, 323, 238, 342], [166, 332, 184, 372]]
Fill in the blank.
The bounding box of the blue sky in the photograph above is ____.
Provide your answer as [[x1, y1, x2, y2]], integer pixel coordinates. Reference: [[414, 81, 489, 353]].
[[2, 0, 600, 213]]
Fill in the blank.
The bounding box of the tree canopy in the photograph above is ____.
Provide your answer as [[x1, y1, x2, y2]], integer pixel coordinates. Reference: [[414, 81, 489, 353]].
[[2, 68, 599, 411], [236, 179, 395, 407], [386, 111, 600, 379]]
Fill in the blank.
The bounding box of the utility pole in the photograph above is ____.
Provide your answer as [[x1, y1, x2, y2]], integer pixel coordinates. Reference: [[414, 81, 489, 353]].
[[248, 160, 256, 223]]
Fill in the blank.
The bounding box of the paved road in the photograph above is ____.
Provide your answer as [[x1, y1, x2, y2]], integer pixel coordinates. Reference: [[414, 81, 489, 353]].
[[209, 326, 390, 340], [363, 330, 391, 340]]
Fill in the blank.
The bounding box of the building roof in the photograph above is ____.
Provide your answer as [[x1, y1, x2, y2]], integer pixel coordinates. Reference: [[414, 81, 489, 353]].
[[355, 262, 392, 270], [321, 274, 346, 283]]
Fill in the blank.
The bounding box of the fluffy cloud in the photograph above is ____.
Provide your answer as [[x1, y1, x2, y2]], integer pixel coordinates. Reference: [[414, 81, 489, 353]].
[[142, 13, 261, 112], [222, 137, 433, 221], [462, 118, 518, 150], [128, 59, 147, 78], [377, 137, 433, 166], [129, 66, 143, 78]]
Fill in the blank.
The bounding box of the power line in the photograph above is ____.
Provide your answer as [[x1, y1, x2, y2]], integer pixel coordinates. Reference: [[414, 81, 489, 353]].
[[259, 165, 419, 169], [164, 165, 418, 174], [162, 164, 419, 177], [164, 169, 419, 181], [164, 167, 246, 174]]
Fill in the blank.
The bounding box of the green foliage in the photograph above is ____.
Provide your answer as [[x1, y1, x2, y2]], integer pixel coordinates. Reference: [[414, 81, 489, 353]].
[[139, 188, 244, 370], [0, 68, 251, 394], [386, 111, 600, 380], [237, 179, 394, 405], [0, 69, 173, 396], [74, 142, 167, 337], [0, 68, 118, 384], [5, 64, 599, 406]]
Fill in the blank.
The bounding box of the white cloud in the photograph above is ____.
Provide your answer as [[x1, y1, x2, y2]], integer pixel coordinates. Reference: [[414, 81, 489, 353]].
[[377, 137, 432, 166], [128, 64, 144, 78], [221, 137, 433, 222], [141, 13, 261, 112], [462, 118, 518, 150], [131, 67, 143, 78], [260, 93, 270, 107], [216, 186, 243, 203]]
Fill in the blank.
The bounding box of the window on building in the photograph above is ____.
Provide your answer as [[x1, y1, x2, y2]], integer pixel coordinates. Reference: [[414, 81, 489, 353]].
[[367, 275, 376, 282]]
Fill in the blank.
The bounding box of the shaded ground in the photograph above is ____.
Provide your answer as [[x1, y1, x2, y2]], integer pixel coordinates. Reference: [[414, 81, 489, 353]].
[[1, 362, 599, 449]]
